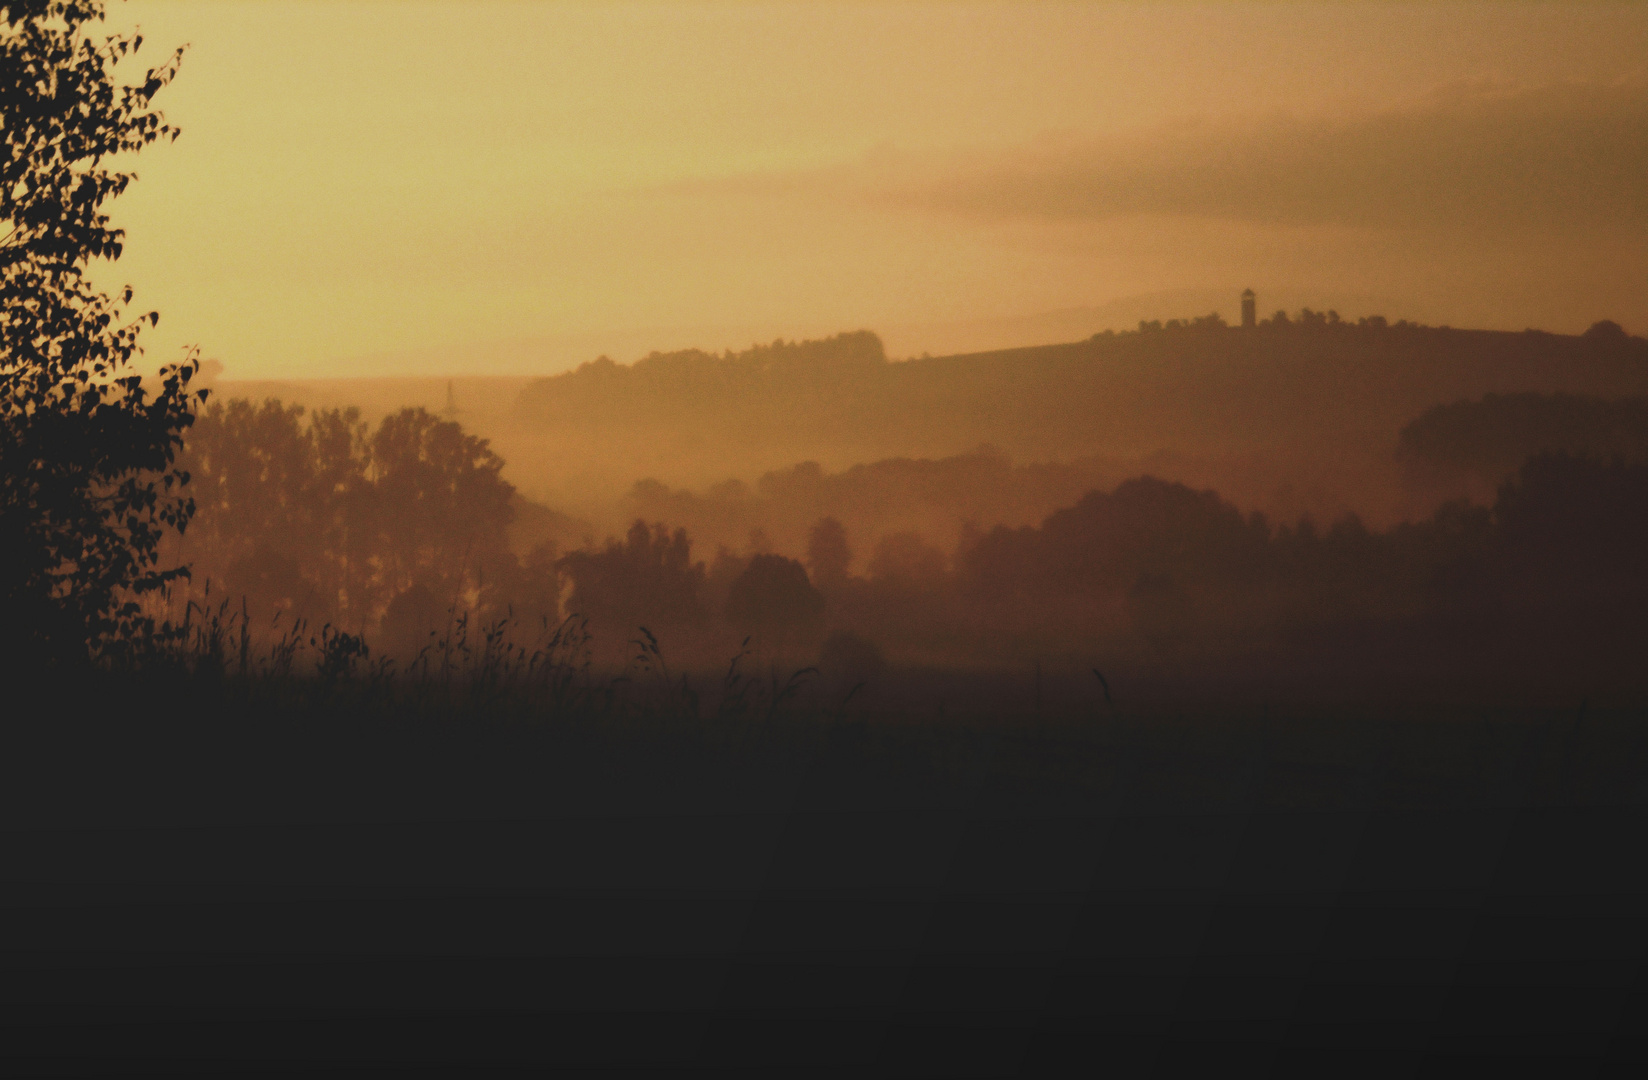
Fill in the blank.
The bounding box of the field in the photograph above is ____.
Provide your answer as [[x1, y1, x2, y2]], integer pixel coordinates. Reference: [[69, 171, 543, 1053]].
[[8, 669, 1648, 1074]]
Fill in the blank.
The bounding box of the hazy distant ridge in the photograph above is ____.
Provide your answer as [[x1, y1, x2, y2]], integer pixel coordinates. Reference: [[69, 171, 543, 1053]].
[[512, 320, 1648, 472]]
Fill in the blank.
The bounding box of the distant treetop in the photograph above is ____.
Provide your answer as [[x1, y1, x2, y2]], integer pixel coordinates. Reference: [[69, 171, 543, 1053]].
[[1585, 320, 1631, 343], [1104, 310, 1636, 340], [600, 330, 886, 378]]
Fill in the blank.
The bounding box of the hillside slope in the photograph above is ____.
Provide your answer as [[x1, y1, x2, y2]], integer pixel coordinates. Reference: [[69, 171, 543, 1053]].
[[507, 321, 1648, 523]]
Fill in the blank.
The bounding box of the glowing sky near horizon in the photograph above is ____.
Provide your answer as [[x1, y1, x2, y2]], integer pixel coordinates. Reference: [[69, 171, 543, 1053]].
[[103, 1, 1648, 378]]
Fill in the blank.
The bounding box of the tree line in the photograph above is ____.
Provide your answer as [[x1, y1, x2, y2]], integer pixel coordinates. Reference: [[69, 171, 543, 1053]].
[[164, 393, 1648, 699]]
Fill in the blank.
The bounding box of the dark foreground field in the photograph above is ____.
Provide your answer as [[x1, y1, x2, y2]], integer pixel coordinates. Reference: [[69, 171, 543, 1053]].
[[5, 677, 1648, 1076]]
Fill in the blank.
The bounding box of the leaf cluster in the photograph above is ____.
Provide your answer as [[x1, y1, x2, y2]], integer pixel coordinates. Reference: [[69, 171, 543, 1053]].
[[0, 1, 200, 667]]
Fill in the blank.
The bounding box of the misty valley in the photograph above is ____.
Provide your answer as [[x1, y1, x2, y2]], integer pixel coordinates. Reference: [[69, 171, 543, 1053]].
[[167, 314, 1648, 708]]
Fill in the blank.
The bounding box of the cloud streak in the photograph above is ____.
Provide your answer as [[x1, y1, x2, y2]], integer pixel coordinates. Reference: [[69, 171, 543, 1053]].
[[882, 80, 1647, 236], [664, 80, 1646, 240]]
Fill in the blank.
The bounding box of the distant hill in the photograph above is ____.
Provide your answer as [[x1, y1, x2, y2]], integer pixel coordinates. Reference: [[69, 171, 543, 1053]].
[[507, 319, 1648, 515], [216, 318, 1648, 531]]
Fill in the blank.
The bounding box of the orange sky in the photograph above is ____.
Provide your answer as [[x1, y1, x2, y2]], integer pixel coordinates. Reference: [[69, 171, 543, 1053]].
[[103, 1, 1647, 379]]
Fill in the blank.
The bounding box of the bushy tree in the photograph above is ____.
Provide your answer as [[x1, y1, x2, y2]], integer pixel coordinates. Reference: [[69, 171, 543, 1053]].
[[558, 521, 706, 636], [175, 402, 517, 630], [0, 1, 200, 664], [724, 553, 824, 639], [370, 407, 514, 604]]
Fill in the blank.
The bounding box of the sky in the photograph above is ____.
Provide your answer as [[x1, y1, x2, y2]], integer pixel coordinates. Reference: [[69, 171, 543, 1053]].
[[101, 1, 1648, 379]]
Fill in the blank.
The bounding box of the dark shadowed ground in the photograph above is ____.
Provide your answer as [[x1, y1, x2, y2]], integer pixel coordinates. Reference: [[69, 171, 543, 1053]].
[[4, 680, 1647, 1075]]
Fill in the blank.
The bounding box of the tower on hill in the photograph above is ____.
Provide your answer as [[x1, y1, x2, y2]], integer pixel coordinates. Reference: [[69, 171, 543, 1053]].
[[1241, 289, 1256, 329]]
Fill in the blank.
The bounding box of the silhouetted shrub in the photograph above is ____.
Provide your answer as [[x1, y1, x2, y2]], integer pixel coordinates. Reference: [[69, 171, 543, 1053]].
[[558, 521, 707, 640], [724, 554, 825, 640]]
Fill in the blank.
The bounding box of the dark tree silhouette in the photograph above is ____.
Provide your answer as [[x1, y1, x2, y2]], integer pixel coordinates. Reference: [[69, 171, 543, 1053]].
[[369, 407, 515, 605], [805, 516, 852, 590], [0, 1, 201, 665], [1584, 319, 1630, 343], [1398, 393, 1648, 495], [724, 553, 824, 640], [1494, 452, 1648, 609], [174, 401, 516, 631], [558, 521, 707, 637]]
